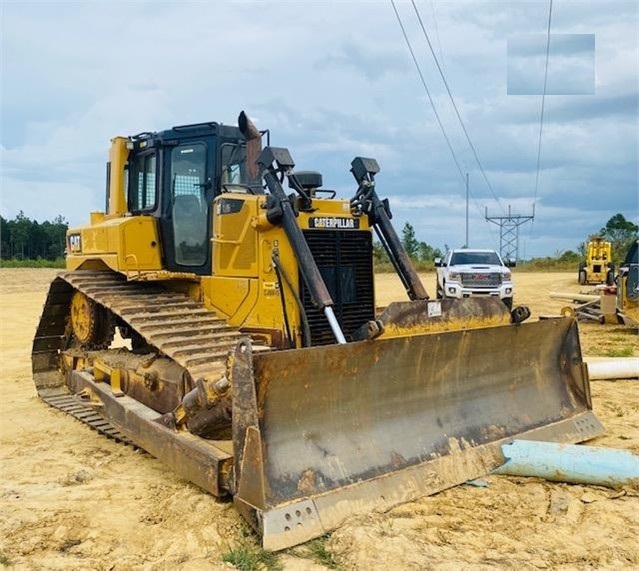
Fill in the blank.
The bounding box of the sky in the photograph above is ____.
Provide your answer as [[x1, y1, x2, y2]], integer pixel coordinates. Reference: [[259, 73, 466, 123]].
[[1, 0, 637, 259]]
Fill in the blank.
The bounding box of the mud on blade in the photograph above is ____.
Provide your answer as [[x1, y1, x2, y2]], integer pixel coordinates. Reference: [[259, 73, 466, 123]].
[[231, 317, 603, 550]]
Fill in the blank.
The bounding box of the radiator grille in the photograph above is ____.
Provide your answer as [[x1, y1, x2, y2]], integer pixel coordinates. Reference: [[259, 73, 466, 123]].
[[461, 272, 502, 288], [301, 230, 375, 346]]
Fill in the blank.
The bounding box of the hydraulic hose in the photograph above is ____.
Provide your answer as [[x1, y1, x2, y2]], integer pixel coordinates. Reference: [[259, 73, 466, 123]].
[[272, 251, 312, 348]]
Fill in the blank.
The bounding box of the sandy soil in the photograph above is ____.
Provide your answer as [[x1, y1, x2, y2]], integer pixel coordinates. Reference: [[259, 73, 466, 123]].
[[0, 268, 637, 570]]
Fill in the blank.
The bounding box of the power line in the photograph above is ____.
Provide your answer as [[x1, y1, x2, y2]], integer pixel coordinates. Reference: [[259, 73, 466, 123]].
[[468, 175, 502, 249], [390, 0, 466, 183], [410, 0, 505, 214], [428, 0, 446, 73], [390, 0, 500, 251], [530, 0, 553, 238]]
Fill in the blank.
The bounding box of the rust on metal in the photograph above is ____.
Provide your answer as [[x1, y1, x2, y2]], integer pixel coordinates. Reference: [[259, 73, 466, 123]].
[[238, 111, 262, 181], [230, 318, 604, 548], [366, 297, 511, 340], [66, 370, 233, 497], [231, 340, 260, 493]]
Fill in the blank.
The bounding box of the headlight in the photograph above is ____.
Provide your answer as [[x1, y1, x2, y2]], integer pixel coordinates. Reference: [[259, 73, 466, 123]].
[[504, 272, 511, 280], [448, 272, 460, 280]]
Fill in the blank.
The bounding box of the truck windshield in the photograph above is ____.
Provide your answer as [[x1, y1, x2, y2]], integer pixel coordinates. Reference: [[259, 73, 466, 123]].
[[450, 252, 501, 265]]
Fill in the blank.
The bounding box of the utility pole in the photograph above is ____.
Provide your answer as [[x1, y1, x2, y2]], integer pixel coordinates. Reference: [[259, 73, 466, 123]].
[[465, 172, 469, 248], [485, 204, 534, 262]]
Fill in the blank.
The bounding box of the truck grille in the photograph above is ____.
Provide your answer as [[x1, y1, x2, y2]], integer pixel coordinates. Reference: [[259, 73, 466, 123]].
[[461, 272, 502, 288], [300, 230, 375, 346]]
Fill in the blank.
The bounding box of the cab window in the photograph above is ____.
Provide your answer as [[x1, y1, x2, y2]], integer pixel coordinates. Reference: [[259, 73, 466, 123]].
[[130, 152, 157, 211], [220, 143, 248, 187]]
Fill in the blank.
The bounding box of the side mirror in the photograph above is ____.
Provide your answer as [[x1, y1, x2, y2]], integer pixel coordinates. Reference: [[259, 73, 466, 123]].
[[505, 259, 516, 268], [434, 258, 443, 267]]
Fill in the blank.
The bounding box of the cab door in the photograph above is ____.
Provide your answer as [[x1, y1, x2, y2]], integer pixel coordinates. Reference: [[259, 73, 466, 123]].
[[160, 139, 214, 274]]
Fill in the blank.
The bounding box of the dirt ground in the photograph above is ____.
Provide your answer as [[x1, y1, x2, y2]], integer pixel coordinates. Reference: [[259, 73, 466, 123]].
[[1, 269, 637, 570]]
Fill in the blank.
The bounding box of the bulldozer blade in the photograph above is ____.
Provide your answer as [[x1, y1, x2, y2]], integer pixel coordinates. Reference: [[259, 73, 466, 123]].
[[231, 317, 603, 550]]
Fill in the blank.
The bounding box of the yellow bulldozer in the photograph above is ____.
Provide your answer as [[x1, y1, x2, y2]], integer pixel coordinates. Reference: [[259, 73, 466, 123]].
[[32, 112, 603, 550]]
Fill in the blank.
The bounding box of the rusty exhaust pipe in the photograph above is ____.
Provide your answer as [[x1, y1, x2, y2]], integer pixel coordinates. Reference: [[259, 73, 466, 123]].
[[238, 111, 262, 181]]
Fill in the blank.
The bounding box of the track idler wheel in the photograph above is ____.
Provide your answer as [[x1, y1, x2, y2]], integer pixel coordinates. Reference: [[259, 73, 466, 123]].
[[69, 291, 114, 348]]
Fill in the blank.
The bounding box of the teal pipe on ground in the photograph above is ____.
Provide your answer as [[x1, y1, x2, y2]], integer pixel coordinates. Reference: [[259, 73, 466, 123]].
[[493, 440, 639, 488]]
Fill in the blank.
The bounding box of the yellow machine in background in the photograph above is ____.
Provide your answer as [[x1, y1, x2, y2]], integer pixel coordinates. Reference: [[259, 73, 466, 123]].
[[33, 112, 603, 550], [616, 239, 638, 325], [579, 237, 614, 285]]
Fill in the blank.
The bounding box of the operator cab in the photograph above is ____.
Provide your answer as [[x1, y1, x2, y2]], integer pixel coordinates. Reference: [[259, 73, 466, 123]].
[[122, 121, 262, 274]]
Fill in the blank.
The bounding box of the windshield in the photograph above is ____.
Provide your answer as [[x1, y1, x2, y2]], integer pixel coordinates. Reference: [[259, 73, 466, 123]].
[[450, 251, 502, 266], [220, 142, 264, 193], [220, 143, 249, 186]]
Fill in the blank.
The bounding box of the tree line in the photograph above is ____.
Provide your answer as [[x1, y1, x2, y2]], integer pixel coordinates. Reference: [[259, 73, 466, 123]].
[[558, 213, 638, 268], [591, 213, 638, 267], [0, 211, 635, 268], [1, 212, 68, 261], [374, 222, 443, 267], [385, 213, 638, 270]]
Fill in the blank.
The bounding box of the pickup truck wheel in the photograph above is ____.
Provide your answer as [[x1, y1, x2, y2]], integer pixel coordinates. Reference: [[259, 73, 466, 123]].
[[503, 297, 513, 310], [606, 269, 614, 286], [436, 281, 443, 299]]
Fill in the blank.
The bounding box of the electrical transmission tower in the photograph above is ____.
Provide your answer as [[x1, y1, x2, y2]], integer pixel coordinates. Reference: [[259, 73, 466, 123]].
[[485, 205, 535, 262]]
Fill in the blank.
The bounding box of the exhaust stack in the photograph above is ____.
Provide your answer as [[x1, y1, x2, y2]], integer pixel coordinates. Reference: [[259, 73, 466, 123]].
[[238, 111, 262, 181]]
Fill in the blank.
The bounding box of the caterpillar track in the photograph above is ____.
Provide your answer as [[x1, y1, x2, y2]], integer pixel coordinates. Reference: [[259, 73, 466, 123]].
[[41, 392, 134, 446], [32, 270, 247, 440]]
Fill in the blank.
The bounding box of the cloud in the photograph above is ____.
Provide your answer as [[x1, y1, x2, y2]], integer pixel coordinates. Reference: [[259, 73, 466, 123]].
[[314, 42, 411, 81], [0, 0, 637, 260], [0, 175, 98, 226], [509, 33, 595, 58], [507, 34, 595, 95]]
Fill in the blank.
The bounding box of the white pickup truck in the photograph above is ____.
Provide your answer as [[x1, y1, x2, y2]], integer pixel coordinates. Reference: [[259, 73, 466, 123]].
[[434, 248, 515, 309]]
